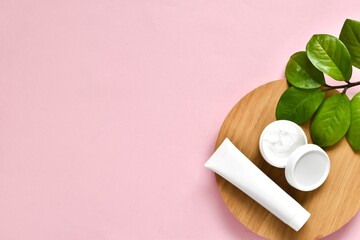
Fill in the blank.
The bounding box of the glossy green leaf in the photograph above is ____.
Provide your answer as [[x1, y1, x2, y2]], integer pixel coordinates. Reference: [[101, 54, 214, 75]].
[[276, 87, 325, 124], [311, 94, 351, 147], [306, 34, 352, 81], [346, 92, 360, 150], [285, 51, 325, 89], [339, 19, 360, 69]]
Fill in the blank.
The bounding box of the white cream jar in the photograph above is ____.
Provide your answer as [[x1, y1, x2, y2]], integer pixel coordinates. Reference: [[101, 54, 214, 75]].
[[259, 120, 330, 191], [259, 120, 307, 168]]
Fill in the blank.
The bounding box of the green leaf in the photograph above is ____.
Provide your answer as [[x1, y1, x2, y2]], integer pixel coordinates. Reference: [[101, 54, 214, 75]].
[[276, 87, 325, 124], [339, 19, 360, 69], [285, 51, 325, 89], [346, 92, 360, 150], [311, 94, 351, 147], [306, 34, 352, 81]]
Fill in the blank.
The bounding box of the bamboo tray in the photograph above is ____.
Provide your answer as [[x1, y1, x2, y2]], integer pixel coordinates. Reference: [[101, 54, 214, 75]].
[[215, 80, 360, 240]]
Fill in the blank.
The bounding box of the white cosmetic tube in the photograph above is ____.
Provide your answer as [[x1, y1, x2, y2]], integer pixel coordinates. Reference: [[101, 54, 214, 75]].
[[205, 138, 310, 231]]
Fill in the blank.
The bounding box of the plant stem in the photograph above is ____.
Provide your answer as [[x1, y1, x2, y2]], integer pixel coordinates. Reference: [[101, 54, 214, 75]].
[[342, 86, 349, 94], [323, 80, 360, 91]]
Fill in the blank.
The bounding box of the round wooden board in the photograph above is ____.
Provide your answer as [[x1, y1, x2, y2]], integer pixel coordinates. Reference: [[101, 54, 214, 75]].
[[215, 80, 360, 240]]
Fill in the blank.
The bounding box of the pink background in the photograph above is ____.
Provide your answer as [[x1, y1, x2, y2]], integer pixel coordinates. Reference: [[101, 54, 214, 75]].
[[1, 1, 360, 239]]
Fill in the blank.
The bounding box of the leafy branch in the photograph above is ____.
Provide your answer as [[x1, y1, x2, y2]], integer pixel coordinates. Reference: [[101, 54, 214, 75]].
[[276, 19, 360, 151]]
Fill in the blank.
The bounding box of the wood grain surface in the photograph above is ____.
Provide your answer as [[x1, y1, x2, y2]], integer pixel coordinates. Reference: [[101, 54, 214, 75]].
[[215, 80, 360, 240]]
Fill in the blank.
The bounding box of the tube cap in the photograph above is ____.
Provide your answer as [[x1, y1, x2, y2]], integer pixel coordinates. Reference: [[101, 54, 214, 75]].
[[288, 210, 311, 231]]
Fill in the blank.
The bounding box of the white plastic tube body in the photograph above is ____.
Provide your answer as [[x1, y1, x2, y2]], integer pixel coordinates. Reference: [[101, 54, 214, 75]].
[[205, 138, 310, 231]]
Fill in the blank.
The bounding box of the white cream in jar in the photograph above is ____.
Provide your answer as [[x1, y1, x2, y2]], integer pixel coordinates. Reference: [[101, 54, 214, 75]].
[[259, 120, 307, 168]]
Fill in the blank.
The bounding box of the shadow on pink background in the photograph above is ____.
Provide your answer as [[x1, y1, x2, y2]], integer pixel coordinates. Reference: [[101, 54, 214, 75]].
[[0, 0, 359, 239]]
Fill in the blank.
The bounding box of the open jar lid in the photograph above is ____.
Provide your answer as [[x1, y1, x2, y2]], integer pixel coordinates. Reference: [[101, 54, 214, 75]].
[[285, 144, 330, 191]]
